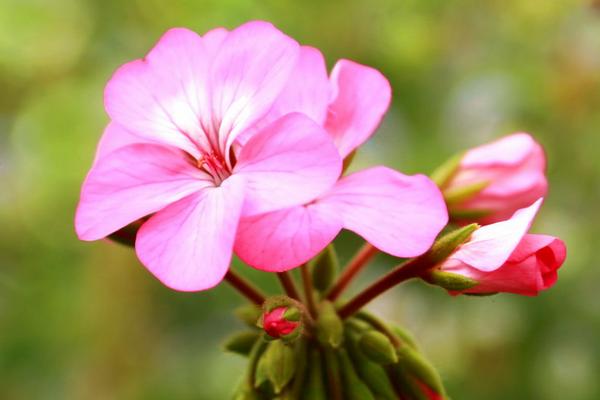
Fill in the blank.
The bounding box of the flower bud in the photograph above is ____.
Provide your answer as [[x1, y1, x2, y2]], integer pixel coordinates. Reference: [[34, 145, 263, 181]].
[[433, 133, 547, 225], [262, 340, 297, 394], [311, 245, 339, 293], [262, 307, 301, 339], [358, 330, 399, 365], [315, 301, 344, 348], [223, 331, 260, 357], [337, 349, 376, 400]]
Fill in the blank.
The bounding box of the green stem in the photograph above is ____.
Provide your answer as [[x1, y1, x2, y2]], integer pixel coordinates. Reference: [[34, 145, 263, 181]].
[[300, 264, 318, 318], [224, 270, 266, 306], [277, 271, 301, 301], [326, 243, 378, 301]]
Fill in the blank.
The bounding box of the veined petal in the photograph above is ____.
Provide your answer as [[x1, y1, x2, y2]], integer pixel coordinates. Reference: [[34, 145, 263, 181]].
[[320, 167, 448, 257], [450, 198, 543, 271], [135, 175, 245, 291], [210, 21, 300, 159], [75, 144, 212, 240], [324, 59, 391, 158], [93, 122, 146, 164], [235, 202, 343, 272], [236, 46, 331, 146], [234, 113, 342, 216], [104, 28, 213, 158]]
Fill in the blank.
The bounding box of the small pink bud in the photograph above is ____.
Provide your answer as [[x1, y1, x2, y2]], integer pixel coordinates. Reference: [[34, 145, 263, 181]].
[[262, 307, 300, 338]]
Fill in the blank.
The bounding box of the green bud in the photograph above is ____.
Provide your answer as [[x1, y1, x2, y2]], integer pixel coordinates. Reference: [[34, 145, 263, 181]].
[[316, 301, 344, 348], [358, 330, 399, 365], [263, 340, 297, 394], [345, 329, 397, 400], [430, 152, 464, 188], [224, 331, 260, 356], [388, 364, 430, 400], [425, 270, 479, 291], [235, 304, 263, 327], [337, 349, 375, 400], [397, 346, 446, 396], [302, 349, 327, 400], [426, 223, 479, 265], [390, 325, 419, 351], [311, 245, 339, 293], [323, 347, 343, 400]]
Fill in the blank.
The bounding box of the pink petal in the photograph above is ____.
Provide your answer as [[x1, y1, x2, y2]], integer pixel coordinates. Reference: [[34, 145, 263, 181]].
[[135, 175, 245, 291], [234, 113, 342, 216], [461, 133, 541, 167], [234, 202, 343, 272], [320, 167, 448, 257], [93, 122, 145, 164], [104, 28, 212, 158], [236, 46, 331, 146], [450, 198, 543, 272], [75, 144, 212, 241], [209, 21, 300, 158], [324, 59, 391, 158]]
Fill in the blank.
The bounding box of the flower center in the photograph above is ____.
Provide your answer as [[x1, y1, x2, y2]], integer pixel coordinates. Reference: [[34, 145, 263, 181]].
[[197, 151, 231, 185]]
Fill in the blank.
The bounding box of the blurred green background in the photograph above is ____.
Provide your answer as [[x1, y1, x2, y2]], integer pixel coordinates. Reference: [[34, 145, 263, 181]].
[[1, 0, 599, 399]]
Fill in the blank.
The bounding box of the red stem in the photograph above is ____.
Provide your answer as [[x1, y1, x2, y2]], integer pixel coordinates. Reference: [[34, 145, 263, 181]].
[[224, 270, 266, 305], [337, 257, 430, 319], [326, 243, 378, 301], [277, 271, 301, 300]]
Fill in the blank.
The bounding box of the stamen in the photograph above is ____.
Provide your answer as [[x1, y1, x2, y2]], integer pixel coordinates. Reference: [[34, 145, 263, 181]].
[[197, 152, 231, 184]]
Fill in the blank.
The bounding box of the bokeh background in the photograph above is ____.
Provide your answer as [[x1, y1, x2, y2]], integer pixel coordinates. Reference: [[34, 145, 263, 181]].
[[1, 0, 599, 399]]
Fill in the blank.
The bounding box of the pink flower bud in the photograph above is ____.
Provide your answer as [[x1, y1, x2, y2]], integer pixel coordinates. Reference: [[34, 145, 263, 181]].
[[262, 307, 300, 338], [439, 199, 566, 296], [444, 133, 547, 224]]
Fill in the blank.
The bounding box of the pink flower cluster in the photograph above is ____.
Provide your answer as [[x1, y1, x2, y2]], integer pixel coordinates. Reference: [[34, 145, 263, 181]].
[[75, 21, 565, 296]]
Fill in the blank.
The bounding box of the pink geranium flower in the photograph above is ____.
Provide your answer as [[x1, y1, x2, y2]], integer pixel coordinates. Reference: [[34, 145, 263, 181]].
[[75, 22, 342, 291], [444, 133, 547, 224], [438, 198, 566, 296], [234, 47, 449, 271]]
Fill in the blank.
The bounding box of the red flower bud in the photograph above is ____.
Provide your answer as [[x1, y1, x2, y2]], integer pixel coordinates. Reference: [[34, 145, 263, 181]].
[[262, 307, 300, 338]]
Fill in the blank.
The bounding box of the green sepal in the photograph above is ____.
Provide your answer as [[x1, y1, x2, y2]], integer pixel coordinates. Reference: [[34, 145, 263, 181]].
[[316, 301, 344, 348], [235, 304, 263, 328], [444, 180, 490, 205], [430, 152, 464, 188], [263, 340, 297, 394], [358, 330, 399, 365], [449, 208, 492, 221], [302, 349, 327, 400], [397, 346, 446, 396], [425, 270, 479, 291], [337, 349, 375, 400], [224, 331, 260, 356], [310, 245, 339, 293], [282, 307, 301, 322], [425, 223, 479, 265]]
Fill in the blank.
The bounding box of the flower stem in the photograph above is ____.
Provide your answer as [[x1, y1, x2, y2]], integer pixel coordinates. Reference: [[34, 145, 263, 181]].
[[300, 264, 318, 318], [224, 270, 266, 306], [277, 271, 301, 300], [326, 242, 378, 301], [337, 257, 430, 319]]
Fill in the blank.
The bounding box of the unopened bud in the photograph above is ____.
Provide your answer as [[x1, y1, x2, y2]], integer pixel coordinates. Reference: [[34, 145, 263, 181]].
[[424, 270, 479, 291], [262, 307, 301, 339], [358, 330, 399, 365], [223, 331, 260, 357], [397, 347, 446, 397], [311, 245, 339, 293], [263, 340, 297, 394], [316, 301, 344, 348]]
